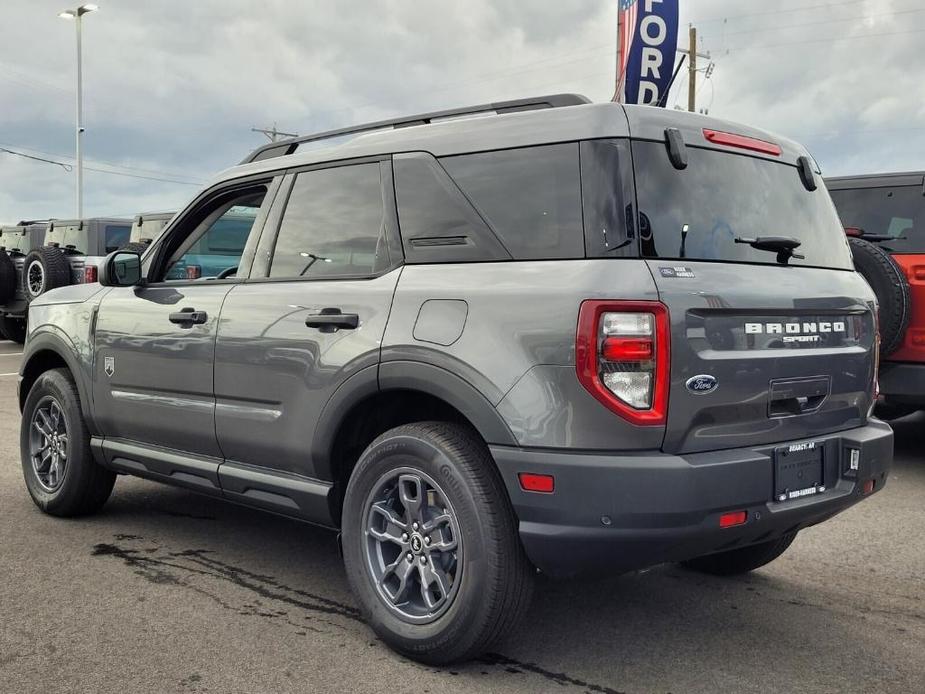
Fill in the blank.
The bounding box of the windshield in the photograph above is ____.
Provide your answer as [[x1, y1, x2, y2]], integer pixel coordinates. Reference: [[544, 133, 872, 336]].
[[633, 142, 853, 269], [829, 184, 925, 254]]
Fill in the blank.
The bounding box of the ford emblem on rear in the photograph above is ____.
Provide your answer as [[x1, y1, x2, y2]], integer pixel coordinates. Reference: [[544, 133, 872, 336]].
[[686, 374, 718, 395]]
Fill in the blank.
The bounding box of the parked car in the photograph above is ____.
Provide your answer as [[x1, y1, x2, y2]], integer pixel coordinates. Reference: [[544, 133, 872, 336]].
[[18, 95, 892, 664], [0, 220, 49, 343], [826, 172, 925, 418], [36, 217, 132, 288]]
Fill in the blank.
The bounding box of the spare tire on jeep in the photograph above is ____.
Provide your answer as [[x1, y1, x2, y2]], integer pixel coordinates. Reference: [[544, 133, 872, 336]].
[[22, 246, 71, 303], [0, 250, 16, 304], [849, 237, 910, 356]]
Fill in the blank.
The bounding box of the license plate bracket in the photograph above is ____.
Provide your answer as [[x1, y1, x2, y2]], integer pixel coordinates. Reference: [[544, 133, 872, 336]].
[[774, 441, 824, 501]]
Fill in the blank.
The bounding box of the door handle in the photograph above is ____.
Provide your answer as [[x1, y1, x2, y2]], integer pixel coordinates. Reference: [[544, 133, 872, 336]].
[[305, 308, 359, 332], [169, 307, 208, 326]]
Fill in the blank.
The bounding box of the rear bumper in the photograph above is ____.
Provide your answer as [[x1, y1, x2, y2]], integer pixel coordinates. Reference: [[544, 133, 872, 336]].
[[490, 420, 893, 578], [879, 361, 925, 406]]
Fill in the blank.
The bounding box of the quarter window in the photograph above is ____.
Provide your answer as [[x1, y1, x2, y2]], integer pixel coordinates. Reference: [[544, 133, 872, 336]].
[[269, 163, 389, 279]]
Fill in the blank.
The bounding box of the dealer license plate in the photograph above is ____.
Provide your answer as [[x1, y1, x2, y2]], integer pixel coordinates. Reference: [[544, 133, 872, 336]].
[[774, 441, 824, 502]]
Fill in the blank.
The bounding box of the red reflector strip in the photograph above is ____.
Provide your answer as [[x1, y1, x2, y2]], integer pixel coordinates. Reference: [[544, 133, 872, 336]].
[[703, 129, 782, 156], [518, 473, 555, 494], [844, 227, 864, 238], [601, 337, 654, 362], [719, 510, 748, 528]]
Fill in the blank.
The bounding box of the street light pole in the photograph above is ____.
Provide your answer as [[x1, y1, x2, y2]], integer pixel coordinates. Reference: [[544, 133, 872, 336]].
[[59, 4, 98, 218]]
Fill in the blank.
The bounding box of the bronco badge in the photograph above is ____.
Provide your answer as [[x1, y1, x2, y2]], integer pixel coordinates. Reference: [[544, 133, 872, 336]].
[[686, 374, 718, 395]]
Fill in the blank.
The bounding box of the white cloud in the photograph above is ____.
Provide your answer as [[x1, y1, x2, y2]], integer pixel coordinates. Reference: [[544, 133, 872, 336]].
[[0, 0, 923, 223]]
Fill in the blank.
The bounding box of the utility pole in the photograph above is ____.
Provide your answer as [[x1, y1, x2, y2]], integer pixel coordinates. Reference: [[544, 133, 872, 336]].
[[688, 25, 697, 112], [251, 123, 298, 143]]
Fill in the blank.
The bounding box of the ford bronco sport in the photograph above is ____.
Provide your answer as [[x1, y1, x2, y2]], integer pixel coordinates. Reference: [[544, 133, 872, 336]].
[[18, 95, 893, 664], [827, 171, 925, 418]]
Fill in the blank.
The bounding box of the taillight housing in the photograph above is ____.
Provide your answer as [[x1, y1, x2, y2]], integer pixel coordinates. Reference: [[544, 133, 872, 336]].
[[576, 300, 670, 425], [83, 265, 98, 284]]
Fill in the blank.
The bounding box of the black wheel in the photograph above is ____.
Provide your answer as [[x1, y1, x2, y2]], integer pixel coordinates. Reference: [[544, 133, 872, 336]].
[[20, 368, 116, 516], [849, 237, 910, 356], [681, 532, 797, 576], [0, 315, 26, 344], [118, 241, 151, 255], [23, 246, 71, 303], [342, 422, 534, 664], [0, 250, 16, 304]]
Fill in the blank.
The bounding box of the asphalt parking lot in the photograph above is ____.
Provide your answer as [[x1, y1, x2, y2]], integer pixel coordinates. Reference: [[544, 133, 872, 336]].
[[1, 339, 923, 694]]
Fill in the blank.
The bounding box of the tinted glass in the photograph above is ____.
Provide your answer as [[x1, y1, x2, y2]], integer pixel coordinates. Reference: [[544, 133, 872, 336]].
[[440, 144, 583, 259], [270, 163, 387, 279], [166, 198, 263, 280], [829, 185, 925, 253], [104, 225, 131, 253], [394, 153, 509, 263], [581, 139, 635, 257], [633, 142, 853, 269]]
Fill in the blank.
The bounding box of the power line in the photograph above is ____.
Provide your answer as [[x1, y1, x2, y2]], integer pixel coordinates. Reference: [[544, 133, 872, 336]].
[[725, 26, 925, 53], [1, 147, 72, 171], [692, 0, 909, 25], [712, 7, 925, 39]]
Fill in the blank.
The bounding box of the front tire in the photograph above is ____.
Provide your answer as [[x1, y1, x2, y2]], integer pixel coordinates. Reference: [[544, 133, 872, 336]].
[[20, 368, 116, 516], [681, 532, 797, 576], [342, 422, 534, 664]]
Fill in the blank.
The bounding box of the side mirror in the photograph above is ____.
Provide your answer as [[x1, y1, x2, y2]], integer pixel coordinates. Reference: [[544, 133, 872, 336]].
[[99, 250, 142, 287]]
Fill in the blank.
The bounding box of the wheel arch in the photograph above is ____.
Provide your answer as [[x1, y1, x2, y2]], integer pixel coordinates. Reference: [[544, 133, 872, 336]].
[[19, 333, 96, 433], [314, 361, 518, 526]]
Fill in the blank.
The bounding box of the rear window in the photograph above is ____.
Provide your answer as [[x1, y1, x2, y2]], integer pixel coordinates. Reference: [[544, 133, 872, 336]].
[[633, 142, 853, 270], [104, 225, 130, 253], [440, 144, 583, 259], [829, 185, 924, 253]]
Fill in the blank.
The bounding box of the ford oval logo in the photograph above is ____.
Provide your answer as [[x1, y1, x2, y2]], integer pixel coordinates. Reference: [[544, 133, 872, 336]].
[[686, 374, 718, 395]]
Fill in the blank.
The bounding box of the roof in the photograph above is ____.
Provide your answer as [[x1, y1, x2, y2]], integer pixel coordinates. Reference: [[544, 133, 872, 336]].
[[209, 98, 813, 188], [825, 171, 925, 190], [47, 217, 132, 229]]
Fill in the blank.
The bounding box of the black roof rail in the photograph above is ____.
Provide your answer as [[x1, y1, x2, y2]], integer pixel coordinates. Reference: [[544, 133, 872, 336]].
[[241, 93, 592, 164]]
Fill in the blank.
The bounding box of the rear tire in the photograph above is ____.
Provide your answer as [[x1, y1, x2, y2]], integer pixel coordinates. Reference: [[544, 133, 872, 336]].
[[0, 315, 26, 344], [341, 422, 534, 665], [23, 247, 71, 303], [0, 250, 16, 304], [681, 532, 797, 576], [20, 368, 116, 516]]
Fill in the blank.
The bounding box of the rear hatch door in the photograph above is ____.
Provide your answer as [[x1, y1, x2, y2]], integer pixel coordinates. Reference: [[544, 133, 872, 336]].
[[629, 133, 876, 455]]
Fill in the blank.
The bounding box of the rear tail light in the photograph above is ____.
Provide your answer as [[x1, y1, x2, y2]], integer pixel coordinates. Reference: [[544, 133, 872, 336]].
[[702, 129, 782, 156], [185, 265, 202, 280], [83, 265, 98, 284], [576, 301, 670, 425]]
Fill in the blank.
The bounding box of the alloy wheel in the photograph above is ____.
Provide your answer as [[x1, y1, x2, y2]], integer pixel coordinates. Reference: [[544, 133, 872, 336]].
[[29, 396, 69, 492], [27, 260, 45, 297], [362, 467, 462, 623]]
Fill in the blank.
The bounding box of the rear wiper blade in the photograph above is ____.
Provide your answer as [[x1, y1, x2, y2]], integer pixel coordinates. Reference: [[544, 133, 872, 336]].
[[734, 235, 804, 265]]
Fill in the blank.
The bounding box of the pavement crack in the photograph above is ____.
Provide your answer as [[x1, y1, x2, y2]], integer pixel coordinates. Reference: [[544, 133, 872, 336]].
[[477, 653, 628, 694]]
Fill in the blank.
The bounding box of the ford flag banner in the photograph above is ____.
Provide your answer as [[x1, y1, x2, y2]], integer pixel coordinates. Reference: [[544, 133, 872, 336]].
[[615, 0, 679, 106]]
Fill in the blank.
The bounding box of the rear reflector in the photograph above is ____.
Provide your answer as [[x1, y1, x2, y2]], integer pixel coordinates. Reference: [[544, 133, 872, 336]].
[[703, 129, 782, 156], [83, 265, 98, 284], [844, 227, 864, 238], [518, 473, 555, 494], [913, 265, 925, 281], [719, 510, 748, 528], [602, 337, 654, 361], [862, 479, 876, 495]]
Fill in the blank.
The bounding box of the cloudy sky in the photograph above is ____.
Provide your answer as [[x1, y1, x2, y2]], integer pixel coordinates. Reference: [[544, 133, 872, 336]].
[[1, 0, 923, 224]]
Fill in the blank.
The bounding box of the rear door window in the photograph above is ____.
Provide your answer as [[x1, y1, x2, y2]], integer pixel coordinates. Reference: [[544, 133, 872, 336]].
[[104, 225, 131, 253], [829, 185, 925, 253], [633, 141, 853, 269], [269, 162, 390, 279]]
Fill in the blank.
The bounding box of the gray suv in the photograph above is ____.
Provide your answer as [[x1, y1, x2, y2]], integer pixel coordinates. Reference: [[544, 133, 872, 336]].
[[17, 95, 893, 664]]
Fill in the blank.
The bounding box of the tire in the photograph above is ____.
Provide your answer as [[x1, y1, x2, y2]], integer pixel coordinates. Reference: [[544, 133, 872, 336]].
[[849, 237, 910, 356], [874, 401, 917, 421], [22, 246, 71, 304], [0, 250, 16, 304], [118, 241, 151, 255], [342, 422, 534, 664], [681, 532, 797, 576], [0, 315, 26, 344], [20, 368, 116, 517]]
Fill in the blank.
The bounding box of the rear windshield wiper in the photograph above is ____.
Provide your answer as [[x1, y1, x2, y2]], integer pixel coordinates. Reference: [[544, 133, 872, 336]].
[[734, 235, 804, 265]]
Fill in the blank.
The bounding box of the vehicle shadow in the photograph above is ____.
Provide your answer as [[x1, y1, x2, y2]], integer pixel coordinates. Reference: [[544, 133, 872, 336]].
[[82, 464, 919, 694]]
